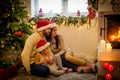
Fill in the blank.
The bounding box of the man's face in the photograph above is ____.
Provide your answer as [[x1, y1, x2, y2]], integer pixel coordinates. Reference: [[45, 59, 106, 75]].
[[43, 28, 51, 37]]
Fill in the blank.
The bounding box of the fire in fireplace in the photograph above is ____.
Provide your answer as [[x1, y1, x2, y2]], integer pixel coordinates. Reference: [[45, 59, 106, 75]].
[[106, 15, 120, 49]]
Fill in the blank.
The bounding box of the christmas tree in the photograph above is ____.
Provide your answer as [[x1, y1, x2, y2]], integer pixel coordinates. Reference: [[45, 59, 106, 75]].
[[0, 0, 33, 50]]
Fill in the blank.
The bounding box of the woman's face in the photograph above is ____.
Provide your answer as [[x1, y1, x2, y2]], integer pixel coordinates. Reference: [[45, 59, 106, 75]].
[[51, 27, 57, 37]]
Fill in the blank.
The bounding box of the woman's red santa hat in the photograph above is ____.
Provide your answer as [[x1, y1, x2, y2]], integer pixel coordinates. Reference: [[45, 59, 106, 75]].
[[36, 40, 50, 52], [49, 21, 58, 28], [37, 20, 51, 32]]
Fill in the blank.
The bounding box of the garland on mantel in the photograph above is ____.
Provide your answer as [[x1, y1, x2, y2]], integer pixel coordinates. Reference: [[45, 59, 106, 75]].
[[88, 0, 98, 11], [29, 14, 97, 29], [30, 14, 88, 26]]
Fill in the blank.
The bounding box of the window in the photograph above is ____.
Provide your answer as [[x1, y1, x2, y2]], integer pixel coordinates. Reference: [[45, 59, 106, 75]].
[[37, 0, 62, 13], [31, 0, 88, 17], [68, 0, 88, 13]]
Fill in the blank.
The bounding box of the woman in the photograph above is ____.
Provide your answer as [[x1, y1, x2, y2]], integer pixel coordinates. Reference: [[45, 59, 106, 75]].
[[46, 22, 97, 73]]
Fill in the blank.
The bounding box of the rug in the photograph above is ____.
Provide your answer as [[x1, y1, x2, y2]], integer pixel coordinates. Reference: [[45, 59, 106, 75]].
[[8, 72, 97, 80]]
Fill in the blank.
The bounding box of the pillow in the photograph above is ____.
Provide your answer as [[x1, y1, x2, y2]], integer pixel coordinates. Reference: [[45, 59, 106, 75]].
[[84, 48, 98, 63], [73, 52, 86, 59], [74, 48, 98, 64], [65, 50, 86, 65]]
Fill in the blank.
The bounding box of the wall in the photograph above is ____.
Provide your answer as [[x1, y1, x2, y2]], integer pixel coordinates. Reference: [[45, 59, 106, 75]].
[[28, 1, 118, 58], [57, 20, 98, 53], [98, 0, 113, 12], [22, 0, 31, 15]]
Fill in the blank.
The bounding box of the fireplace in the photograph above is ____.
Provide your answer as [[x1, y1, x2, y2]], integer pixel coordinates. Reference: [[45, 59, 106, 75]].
[[107, 15, 120, 49], [99, 12, 120, 49]]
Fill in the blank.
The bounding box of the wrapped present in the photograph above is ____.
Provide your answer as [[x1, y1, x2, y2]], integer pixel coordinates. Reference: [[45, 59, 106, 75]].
[[0, 64, 17, 80]]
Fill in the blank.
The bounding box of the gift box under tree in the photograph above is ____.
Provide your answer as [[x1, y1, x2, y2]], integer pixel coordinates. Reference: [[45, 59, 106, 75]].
[[0, 62, 17, 80]]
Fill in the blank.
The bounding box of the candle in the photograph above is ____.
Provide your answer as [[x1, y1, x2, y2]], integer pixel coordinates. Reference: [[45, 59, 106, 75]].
[[106, 43, 112, 52], [100, 39, 106, 52]]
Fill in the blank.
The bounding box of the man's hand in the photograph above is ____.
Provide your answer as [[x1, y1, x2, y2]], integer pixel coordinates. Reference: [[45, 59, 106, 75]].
[[26, 71, 31, 76]]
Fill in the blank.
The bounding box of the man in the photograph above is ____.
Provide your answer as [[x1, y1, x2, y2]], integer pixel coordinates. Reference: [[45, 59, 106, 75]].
[[21, 20, 51, 77]]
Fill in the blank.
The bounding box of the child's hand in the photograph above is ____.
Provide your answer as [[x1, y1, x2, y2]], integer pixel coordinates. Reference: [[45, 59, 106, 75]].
[[46, 56, 54, 64], [41, 58, 47, 64]]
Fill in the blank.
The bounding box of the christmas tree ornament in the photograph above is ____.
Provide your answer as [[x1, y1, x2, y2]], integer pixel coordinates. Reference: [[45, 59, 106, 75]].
[[12, 5, 15, 12], [12, 7, 15, 12], [2, 13, 8, 18], [23, 1, 26, 4], [26, 13, 30, 21], [1, 45, 4, 48], [11, 46, 15, 50]]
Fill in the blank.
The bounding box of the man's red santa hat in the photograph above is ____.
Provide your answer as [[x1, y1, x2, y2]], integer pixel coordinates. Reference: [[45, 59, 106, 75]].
[[37, 20, 51, 32]]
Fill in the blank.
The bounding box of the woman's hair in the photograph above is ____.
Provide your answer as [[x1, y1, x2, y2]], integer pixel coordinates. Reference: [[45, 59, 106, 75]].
[[46, 28, 59, 49]]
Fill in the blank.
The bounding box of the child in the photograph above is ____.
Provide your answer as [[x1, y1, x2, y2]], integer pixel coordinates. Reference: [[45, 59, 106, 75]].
[[35, 40, 73, 76]]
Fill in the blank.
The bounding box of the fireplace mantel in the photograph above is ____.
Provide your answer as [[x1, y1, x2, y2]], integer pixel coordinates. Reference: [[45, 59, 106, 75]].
[[99, 11, 120, 17]]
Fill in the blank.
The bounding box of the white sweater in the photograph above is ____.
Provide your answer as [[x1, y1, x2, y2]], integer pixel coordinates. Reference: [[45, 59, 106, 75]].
[[21, 32, 42, 72]]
